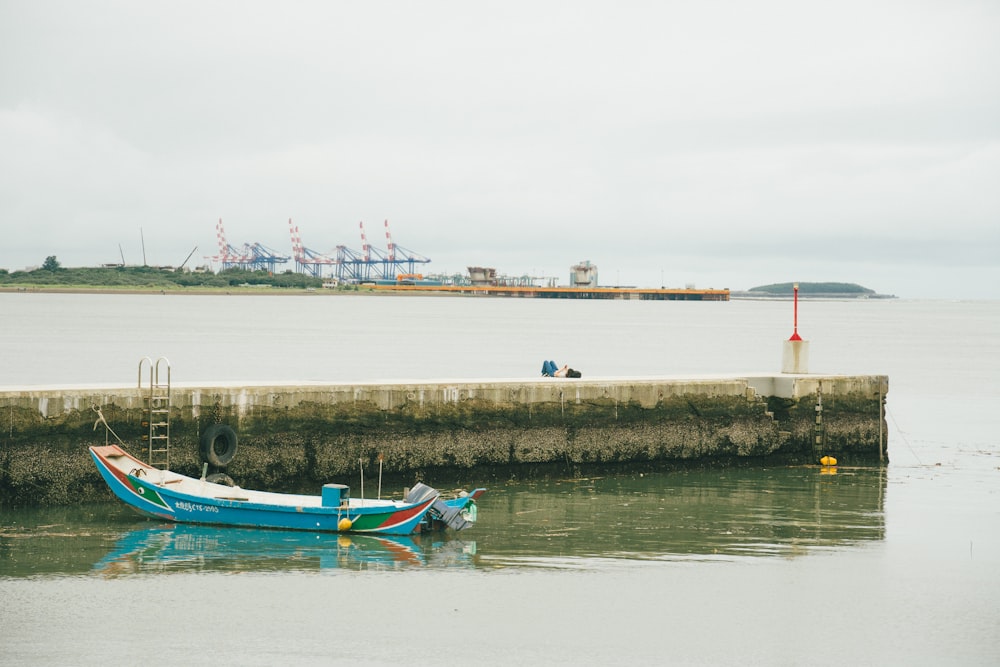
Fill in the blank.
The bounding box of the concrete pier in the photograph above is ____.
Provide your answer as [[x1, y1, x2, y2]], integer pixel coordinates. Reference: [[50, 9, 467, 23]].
[[0, 374, 888, 506]]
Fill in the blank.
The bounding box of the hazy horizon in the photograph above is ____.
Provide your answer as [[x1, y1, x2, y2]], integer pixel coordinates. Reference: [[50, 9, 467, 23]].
[[2, 1, 998, 298]]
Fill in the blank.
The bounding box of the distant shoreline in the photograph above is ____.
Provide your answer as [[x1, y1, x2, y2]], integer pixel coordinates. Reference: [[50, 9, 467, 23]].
[[2, 285, 899, 299], [1, 285, 304, 295], [0, 285, 457, 297]]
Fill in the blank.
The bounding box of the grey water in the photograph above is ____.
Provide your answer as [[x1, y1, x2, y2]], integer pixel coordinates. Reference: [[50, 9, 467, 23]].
[[1, 293, 999, 665]]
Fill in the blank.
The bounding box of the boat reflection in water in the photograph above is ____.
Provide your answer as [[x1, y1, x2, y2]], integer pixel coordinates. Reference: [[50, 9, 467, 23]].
[[93, 523, 479, 575]]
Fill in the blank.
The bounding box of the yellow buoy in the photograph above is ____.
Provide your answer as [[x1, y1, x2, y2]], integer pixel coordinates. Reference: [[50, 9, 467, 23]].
[[337, 517, 353, 532], [820, 455, 838, 466]]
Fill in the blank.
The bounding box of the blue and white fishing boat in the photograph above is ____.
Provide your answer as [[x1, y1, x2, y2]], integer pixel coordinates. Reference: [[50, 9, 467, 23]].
[[90, 444, 484, 536]]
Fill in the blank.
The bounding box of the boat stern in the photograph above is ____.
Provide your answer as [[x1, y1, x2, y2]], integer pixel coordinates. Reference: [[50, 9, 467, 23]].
[[407, 484, 486, 532]]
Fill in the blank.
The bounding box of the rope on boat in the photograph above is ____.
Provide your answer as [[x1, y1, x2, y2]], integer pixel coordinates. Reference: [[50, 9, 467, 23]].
[[92, 405, 129, 447]]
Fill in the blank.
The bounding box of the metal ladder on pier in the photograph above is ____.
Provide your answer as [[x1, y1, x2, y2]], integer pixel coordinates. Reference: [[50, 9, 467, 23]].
[[139, 357, 171, 470]]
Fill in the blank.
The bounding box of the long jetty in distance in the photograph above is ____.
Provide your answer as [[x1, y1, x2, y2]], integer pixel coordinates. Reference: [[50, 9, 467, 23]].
[[362, 283, 730, 300], [1, 370, 886, 508]]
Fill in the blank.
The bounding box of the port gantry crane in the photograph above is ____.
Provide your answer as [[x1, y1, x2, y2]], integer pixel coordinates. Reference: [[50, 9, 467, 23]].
[[329, 220, 432, 283], [208, 218, 429, 281], [205, 218, 290, 273], [328, 222, 378, 282], [244, 241, 290, 273], [380, 219, 431, 278], [288, 219, 336, 277], [205, 218, 249, 270]]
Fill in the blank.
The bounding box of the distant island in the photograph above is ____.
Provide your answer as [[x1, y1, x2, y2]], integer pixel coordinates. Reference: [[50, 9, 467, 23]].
[[730, 282, 897, 299]]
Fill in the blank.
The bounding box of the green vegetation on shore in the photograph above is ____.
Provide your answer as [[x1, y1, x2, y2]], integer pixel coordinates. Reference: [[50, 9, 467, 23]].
[[0, 256, 323, 291]]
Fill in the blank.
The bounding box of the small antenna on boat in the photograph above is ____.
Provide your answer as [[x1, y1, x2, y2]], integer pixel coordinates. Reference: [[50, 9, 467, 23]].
[[359, 458, 364, 501], [377, 453, 384, 500]]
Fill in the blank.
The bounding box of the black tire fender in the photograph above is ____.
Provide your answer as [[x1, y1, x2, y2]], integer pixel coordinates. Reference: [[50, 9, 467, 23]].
[[200, 424, 238, 468]]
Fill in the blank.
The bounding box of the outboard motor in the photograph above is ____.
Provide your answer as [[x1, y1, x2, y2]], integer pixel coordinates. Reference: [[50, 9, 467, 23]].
[[405, 482, 475, 531], [404, 482, 439, 505]]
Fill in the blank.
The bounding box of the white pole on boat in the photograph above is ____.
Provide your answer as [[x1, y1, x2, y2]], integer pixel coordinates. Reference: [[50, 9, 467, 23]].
[[359, 458, 364, 501], [377, 453, 383, 500]]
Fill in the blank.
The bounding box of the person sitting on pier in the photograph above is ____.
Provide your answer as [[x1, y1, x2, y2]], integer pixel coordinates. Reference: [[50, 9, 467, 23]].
[[541, 360, 570, 377]]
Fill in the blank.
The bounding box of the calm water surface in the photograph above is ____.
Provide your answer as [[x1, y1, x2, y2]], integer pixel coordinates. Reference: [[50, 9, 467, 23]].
[[1, 465, 886, 576], [1, 294, 998, 665]]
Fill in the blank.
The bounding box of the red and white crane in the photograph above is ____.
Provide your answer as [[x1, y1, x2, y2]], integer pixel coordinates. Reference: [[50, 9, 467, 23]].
[[288, 219, 336, 278]]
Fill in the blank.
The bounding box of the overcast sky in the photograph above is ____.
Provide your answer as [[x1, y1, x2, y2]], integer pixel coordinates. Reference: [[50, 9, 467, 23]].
[[2, 1, 998, 297]]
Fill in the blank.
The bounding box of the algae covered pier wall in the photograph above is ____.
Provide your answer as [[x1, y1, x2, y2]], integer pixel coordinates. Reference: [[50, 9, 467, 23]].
[[0, 375, 887, 506]]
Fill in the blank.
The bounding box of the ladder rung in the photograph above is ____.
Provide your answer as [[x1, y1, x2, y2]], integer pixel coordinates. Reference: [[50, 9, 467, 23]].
[[140, 364, 170, 470]]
